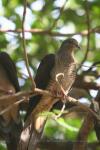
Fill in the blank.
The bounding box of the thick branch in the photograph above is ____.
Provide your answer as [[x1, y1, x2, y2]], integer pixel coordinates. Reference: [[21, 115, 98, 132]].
[[73, 88, 100, 150], [73, 113, 94, 150]]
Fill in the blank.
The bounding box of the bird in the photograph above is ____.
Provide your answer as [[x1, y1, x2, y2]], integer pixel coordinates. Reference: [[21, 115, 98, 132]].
[[19, 38, 80, 150], [0, 52, 22, 150]]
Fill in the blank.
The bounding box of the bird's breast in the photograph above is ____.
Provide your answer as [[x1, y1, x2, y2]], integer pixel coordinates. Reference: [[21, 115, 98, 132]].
[[49, 56, 76, 94]]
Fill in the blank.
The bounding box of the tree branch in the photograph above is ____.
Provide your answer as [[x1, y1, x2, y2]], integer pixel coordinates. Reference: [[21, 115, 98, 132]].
[[73, 88, 100, 150], [0, 88, 99, 122], [0, 26, 99, 36]]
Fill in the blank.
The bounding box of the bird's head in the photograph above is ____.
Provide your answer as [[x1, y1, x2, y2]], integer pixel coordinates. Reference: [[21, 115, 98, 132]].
[[60, 38, 80, 51]]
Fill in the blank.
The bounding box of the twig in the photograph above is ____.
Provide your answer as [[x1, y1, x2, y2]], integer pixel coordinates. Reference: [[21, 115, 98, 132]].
[[22, 0, 36, 89], [59, 105, 87, 117], [0, 91, 33, 103], [0, 88, 51, 102], [85, 61, 100, 72], [0, 87, 99, 121], [77, 62, 100, 69], [55, 103, 66, 119], [0, 89, 50, 115], [67, 96, 100, 120], [0, 98, 26, 115]]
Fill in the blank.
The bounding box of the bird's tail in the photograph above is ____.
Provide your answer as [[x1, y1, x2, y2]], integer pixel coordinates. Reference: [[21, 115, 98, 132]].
[[18, 119, 46, 150], [18, 96, 55, 150]]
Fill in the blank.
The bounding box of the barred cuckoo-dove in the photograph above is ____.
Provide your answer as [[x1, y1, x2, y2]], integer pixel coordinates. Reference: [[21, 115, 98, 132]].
[[0, 52, 22, 150], [19, 38, 80, 150]]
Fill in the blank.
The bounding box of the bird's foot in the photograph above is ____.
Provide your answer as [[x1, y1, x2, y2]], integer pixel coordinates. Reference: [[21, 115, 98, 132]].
[[50, 89, 67, 103]]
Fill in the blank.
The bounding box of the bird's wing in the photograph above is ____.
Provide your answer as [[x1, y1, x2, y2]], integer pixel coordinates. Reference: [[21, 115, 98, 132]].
[[26, 54, 55, 118], [0, 52, 20, 92], [21, 54, 55, 149], [0, 52, 22, 149], [35, 54, 55, 89]]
